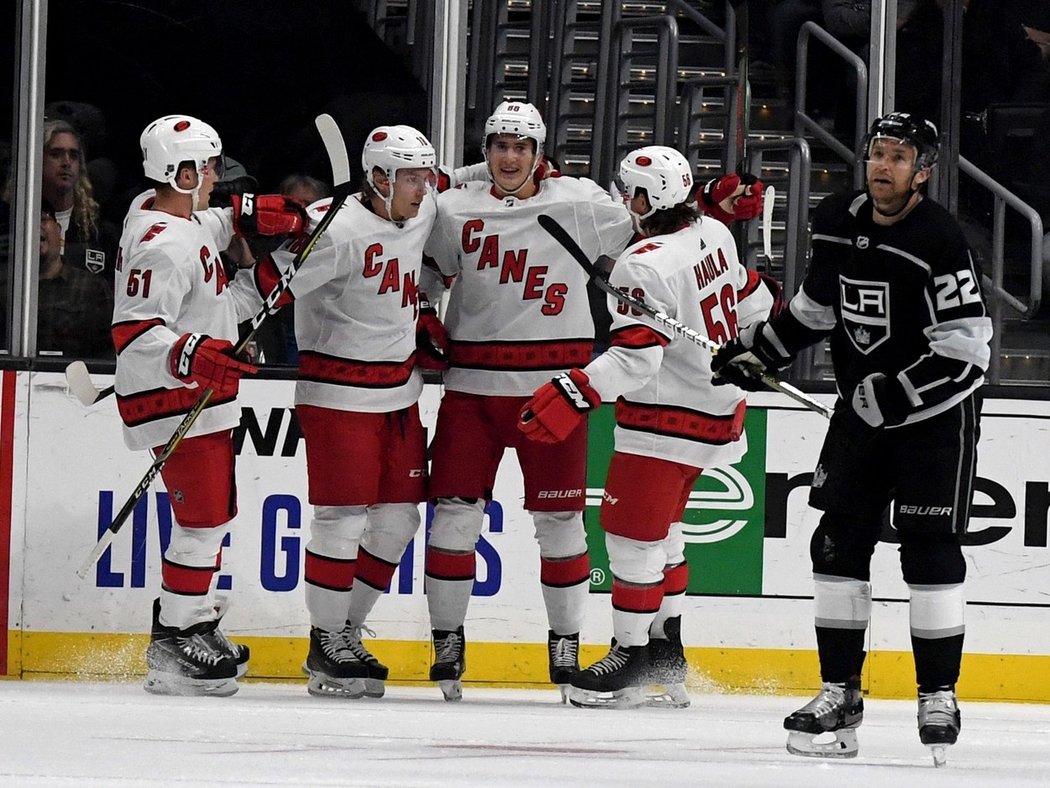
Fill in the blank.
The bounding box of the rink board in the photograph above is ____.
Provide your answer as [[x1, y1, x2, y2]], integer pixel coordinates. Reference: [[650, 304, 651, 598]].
[[6, 370, 1050, 701]]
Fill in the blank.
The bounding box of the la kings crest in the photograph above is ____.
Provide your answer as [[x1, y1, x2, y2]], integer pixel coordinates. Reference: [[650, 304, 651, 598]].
[[839, 275, 889, 354]]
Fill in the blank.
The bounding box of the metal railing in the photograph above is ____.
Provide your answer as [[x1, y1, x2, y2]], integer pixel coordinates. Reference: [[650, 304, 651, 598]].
[[959, 157, 1044, 385], [795, 21, 868, 190]]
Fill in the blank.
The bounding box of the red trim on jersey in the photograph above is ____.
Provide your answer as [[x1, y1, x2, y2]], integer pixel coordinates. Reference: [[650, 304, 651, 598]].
[[615, 398, 746, 444], [0, 372, 14, 674], [540, 553, 590, 588], [737, 269, 763, 299], [298, 351, 415, 389], [449, 339, 593, 371], [609, 325, 670, 350], [663, 562, 689, 595], [117, 386, 236, 428], [161, 558, 217, 596], [425, 547, 476, 582], [354, 548, 399, 591], [611, 579, 664, 614], [112, 318, 165, 355], [304, 549, 356, 591], [255, 255, 294, 307]]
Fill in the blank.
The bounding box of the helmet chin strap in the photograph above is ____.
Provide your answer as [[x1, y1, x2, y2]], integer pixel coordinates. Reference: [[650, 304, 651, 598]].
[[870, 172, 923, 219], [170, 164, 206, 211]]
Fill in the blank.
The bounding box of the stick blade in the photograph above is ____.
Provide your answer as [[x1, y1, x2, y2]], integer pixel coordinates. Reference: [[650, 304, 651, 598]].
[[314, 114, 351, 187], [762, 185, 775, 261], [65, 361, 101, 406]]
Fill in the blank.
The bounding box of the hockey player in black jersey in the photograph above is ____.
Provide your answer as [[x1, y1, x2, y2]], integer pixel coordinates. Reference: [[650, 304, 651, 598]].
[[713, 112, 992, 766]]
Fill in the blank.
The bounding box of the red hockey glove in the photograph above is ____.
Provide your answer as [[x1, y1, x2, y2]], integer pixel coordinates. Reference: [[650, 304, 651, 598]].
[[518, 369, 600, 443], [169, 333, 257, 397], [851, 372, 911, 429], [231, 194, 308, 237], [697, 173, 764, 225], [416, 294, 450, 371], [534, 155, 561, 181]]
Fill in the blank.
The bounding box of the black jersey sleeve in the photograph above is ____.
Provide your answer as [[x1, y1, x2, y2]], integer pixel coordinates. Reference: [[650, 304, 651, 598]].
[[895, 212, 992, 414]]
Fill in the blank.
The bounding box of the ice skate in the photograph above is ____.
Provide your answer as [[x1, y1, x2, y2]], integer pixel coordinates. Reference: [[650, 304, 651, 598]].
[[430, 626, 466, 702], [643, 617, 690, 708], [202, 598, 249, 678], [548, 631, 580, 703], [569, 641, 648, 709], [918, 689, 961, 767], [784, 681, 864, 758], [144, 601, 238, 698], [303, 624, 388, 699]]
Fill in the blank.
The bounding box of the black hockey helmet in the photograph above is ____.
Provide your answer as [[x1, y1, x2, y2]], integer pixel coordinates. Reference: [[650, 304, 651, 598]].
[[864, 112, 939, 170]]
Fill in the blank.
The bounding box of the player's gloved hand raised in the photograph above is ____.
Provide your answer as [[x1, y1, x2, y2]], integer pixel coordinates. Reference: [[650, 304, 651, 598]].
[[711, 321, 790, 391], [697, 173, 763, 225], [518, 369, 601, 443], [416, 294, 450, 371], [231, 194, 308, 237], [169, 333, 258, 397], [851, 372, 911, 429], [209, 175, 260, 209]]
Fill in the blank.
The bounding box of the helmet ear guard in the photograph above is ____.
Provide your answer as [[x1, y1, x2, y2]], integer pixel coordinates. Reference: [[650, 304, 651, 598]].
[[140, 115, 223, 189], [617, 146, 694, 219], [864, 111, 939, 170]]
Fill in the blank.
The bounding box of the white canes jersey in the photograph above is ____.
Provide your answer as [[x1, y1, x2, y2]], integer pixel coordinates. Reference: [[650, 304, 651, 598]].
[[584, 218, 774, 469], [112, 190, 266, 450], [271, 194, 435, 413], [425, 176, 635, 395]]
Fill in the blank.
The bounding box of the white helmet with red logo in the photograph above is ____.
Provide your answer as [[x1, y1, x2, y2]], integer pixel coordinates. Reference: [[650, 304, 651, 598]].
[[618, 146, 694, 219], [140, 115, 223, 190], [362, 125, 436, 191], [484, 100, 547, 150]]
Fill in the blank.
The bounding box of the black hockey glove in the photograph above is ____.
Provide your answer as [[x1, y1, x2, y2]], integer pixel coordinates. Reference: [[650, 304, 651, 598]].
[[711, 321, 792, 391], [851, 372, 911, 429], [209, 175, 260, 208]]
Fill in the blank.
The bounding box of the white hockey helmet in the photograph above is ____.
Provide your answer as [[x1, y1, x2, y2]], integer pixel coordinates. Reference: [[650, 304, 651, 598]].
[[618, 146, 694, 219], [140, 115, 223, 188], [484, 100, 546, 150], [362, 125, 436, 191]]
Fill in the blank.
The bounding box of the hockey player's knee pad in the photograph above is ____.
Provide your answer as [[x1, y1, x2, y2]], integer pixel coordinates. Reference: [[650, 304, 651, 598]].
[[165, 522, 229, 567], [663, 522, 686, 566], [307, 505, 367, 559], [429, 497, 486, 552], [606, 532, 666, 586], [900, 533, 966, 585], [809, 514, 876, 581], [362, 503, 422, 564], [532, 510, 586, 559]]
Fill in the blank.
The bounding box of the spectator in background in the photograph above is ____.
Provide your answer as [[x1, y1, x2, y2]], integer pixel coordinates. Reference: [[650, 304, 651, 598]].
[[41, 119, 119, 283], [37, 199, 113, 359]]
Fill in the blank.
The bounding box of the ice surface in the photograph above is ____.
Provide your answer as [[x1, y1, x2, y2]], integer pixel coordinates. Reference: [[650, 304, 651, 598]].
[[3, 681, 1050, 786]]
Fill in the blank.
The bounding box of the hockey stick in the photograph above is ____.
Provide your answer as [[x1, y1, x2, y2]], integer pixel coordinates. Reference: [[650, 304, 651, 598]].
[[76, 114, 352, 579], [536, 214, 832, 419], [65, 360, 113, 406], [761, 184, 775, 264]]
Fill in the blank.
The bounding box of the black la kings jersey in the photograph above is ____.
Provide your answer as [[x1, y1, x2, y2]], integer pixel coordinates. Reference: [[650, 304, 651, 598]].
[[770, 190, 993, 425]]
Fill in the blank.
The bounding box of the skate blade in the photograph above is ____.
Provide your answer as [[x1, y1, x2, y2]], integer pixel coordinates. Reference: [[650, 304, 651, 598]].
[[557, 684, 570, 704], [786, 729, 859, 759], [143, 670, 238, 698], [363, 678, 386, 699], [645, 683, 690, 709], [568, 686, 646, 709], [302, 666, 367, 699], [927, 743, 949, 767], [235, 662, 248, 679], [438, 679, 462, 702]]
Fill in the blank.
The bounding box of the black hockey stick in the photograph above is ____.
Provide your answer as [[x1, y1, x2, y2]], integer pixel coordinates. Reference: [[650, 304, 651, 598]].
[[76, 114, 352, 579], [536, 213, 832, 418]]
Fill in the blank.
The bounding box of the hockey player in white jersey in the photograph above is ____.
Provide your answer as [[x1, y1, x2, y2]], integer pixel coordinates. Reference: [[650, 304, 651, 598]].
[[519, 146, 774, 708], [114, 115, 306, 696], [266, 126, 445, 699], [420, 101, 635, 702]]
